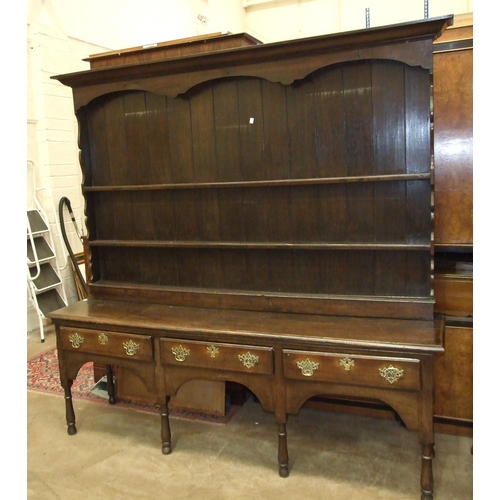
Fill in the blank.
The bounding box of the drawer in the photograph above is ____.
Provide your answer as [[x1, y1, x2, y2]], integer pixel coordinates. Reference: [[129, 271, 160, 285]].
[[434, 274, 473, 316], [283, 350, 420, 391], [59, 326, 153, 362], [160, 338, 274, 375]]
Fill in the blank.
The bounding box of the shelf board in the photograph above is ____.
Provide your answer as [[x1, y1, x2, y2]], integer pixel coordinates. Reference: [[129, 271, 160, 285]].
[[89, 280, 435, 320], [83, 173, 431, 192], [89, 240, 431, 251]]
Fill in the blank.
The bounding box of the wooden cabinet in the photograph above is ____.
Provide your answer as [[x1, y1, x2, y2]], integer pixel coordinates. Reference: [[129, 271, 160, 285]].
[[49, 16, 453, 499], [433, 15, 473, 247], [434, 323, 473, 436], [432, 13, 473, 436]]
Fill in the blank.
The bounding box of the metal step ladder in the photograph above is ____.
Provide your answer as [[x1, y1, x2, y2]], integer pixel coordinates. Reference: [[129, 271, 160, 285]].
[[27, 161, 68, 342], [27, 209, 68, 342]]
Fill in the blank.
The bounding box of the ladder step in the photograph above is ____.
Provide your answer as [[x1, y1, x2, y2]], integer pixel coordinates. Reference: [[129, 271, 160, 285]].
[[36, 289, 66, 317], [27, 238, 55, 264], [29, 263, 62, 291], [27, 210, 49, 235]]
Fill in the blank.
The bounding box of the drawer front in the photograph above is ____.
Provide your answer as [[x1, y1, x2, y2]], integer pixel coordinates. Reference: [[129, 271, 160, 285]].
[[434, 275, 473, 316], [160, 338, 274, 375], [283, 350, 420, 391], [59, 327, 153, 362]]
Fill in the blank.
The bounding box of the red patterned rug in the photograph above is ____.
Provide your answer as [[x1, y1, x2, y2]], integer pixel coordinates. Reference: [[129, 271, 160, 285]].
[[27, 346, 240, 424]]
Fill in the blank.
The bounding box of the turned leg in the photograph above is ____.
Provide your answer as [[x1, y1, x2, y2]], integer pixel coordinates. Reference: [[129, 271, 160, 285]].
[[277, 422, 289, 477], [64, 380, 77, 435], [161, 396, 172, 455], [419, 357, 436, 500], [106, 364, 116, 404], [420, 441, 435, 500]]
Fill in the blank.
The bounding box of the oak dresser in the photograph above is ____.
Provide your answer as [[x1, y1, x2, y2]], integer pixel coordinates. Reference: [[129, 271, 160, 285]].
[[50, 15, 454, 499]]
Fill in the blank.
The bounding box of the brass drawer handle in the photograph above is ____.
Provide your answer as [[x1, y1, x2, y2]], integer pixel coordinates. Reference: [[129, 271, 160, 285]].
[[339, 356, 355, 371], [98, 333, 109, 345], [172, 345, 190, 362], [379, 365, 404, 384], [206, 345, 219, 358], [238, 352, 259, 369], [69, 332, 84, 349], [296, 358, 319, 377], [123, 340, 140, 356]]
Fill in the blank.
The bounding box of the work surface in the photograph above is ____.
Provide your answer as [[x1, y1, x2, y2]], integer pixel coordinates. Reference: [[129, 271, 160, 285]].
[[49, 298, 443, 353]]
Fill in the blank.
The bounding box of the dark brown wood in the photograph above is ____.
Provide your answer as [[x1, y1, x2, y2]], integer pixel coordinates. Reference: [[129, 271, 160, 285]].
[[83, 32, 262, 69], [433, 324, 473, 432], [277, 423, 289, 478], [433, 20, 473, 247], [55, 17, 452, 108], [419, 355, 436, 500], [50, 299, 443, 350], [71, 53, 438, 317], [434, 274, 472, 317], [105, 364, 116, 404], [160, 400, 172, 454], [63, 380, 76, 435], [49, 16, 453, 499], [431, 14, 473, 436], [89, 281, 435, 320]]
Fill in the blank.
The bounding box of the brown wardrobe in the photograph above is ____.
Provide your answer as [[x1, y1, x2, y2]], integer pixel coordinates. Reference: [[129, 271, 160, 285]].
[[433, 13, 473, 437]]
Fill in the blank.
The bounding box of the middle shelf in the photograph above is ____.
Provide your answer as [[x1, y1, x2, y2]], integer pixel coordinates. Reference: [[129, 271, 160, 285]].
[[89, 240, 431, 251], [83, 172, 432, 191]]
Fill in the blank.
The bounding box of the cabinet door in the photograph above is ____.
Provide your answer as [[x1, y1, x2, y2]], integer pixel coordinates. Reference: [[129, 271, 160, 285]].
[[433, 325, 473, 423], [433, 27, 473, 246]]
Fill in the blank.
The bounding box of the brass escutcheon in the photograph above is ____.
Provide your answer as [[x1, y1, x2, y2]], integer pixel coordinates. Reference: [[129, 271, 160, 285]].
[[123, 340, 140, 356], [69, 332, 84, 349], [339, 356, 355, 371], [98, 332, 108, 345], [172, 345, 190, 362], [206, 345, 219, 358], [296, 358, 319, 377], [379, 365, 404, 384], [238, 352, 259, 369]]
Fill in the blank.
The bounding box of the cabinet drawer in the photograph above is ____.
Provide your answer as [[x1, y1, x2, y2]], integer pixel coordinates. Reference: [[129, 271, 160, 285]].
[[283, 350, 420, 391], [160, 338, 274, 375], [434, 275, 472, 316], [59, 327, 153, 362]]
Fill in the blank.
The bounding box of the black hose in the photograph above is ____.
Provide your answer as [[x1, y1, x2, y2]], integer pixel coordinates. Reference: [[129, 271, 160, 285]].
[[58, 197, 89, 296]]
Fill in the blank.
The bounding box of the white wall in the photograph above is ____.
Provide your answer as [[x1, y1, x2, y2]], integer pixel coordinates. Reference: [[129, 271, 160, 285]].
[[27, 0, 246, 51], [26, 1, 243, 333], [244, 0, 473, 42], [26, 21, 111, 333], [26, 0, 473, 334]]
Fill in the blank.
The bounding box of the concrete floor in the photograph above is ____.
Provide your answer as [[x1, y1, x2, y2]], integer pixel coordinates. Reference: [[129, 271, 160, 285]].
[[27, 326, 473, 500]]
